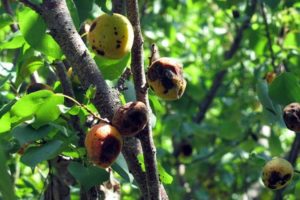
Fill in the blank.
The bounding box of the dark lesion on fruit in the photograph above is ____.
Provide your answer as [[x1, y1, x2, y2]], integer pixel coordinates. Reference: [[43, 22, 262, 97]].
[[89, 22, 97, 32], [267, 171, 291, 189], [147, 62, 176, 94], [116, 40, 122, 49], [99, 136, 121, 163], [283, 103, 300, 131], [96, 49, 105, 56]]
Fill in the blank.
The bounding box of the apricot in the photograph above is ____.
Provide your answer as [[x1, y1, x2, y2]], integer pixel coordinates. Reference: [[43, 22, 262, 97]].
[[147, 57, 186, 100], [112, 101, 148, 137], [262, 157, 293, 190], [87, 13, 134, 59], [85, 122, 123, 168]]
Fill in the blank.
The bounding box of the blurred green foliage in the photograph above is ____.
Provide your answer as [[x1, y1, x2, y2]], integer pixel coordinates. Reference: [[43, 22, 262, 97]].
[[0, 0, 300, 199]]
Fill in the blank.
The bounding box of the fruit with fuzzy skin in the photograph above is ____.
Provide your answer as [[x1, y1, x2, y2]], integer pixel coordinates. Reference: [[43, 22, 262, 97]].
[[85, 122, 123, 168], [112, 101, 148, 137], [87, 13, 134, 59], [262, 157, 294, 190], [283, 102, 300, 132], [147, 57, 186, 100]]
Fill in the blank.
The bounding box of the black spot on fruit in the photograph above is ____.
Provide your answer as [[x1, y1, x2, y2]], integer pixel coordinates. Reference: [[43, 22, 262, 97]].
[[116, 44, 121, 49], [99, 136, 121, 163], [97, 49, 105, 56]]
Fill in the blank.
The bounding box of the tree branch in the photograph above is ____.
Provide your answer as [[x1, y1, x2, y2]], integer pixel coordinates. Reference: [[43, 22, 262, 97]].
[[2, 0, 19, 32], [19, 0, 42, 14], [260, 2, 277, 73], [126, 1, 168, 199], [19, 0, 149, 198], [194, 0, 257, 124]]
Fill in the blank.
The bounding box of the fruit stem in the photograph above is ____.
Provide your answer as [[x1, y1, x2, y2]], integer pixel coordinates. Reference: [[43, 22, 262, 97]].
[[57, 93, 109, 124]]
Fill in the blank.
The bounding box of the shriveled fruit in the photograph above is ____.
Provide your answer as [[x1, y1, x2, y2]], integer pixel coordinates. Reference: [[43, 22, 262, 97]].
[[147, 57, 186, 100], [262, 157, 294, 190], [112, 101, 148, 137], [85, 122, 123, 168], [87, 13, 134, 59], [283, 103, 300, 132]]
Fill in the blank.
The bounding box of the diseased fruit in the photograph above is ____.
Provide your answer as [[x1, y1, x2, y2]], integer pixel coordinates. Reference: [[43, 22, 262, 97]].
[[112, 101, 148, 137], [283, 103, 300, 132], [264, 72, 276, 84], [85, 122, 123, 168], [147, 57, 186, 100], [87, 13, 134, 59], [26, 83, 52, 94], [262, 157, 294, 190]]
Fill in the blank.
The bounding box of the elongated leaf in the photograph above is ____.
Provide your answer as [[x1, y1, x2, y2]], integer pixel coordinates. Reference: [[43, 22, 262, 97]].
[[112, 153, 134, 183], [0, 146, 16, 200], [21, 140, 63, 168], [12, 124, 53, 145], [0, 113, 11, 134], [95, 53, 131, 80], [68, 162, 109, 190], [269, 72, 300, 105]]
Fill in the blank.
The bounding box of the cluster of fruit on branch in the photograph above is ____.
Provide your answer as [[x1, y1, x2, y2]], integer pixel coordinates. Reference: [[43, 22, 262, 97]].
[[84, 13, 186, 168], [261, 102, 300, 190]]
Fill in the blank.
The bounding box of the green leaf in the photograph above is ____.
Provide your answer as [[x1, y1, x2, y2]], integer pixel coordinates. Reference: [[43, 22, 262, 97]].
[[32, 93, 64, 128], [95, 53, 131, 80], [12, 124, 53, 145], [0, 99, 17, 119], [0, 113, 11, 134], [0, 145, 16, 200], [66, 0, 80, 30], [11, 90, 53, 119], [249, 152, 268, 168], [263, 0, 281, 9], [157, 163, 173, 184], [283, 31, 300, 50], [73, 0, 95, 23], [0, 35, 26, 50], [256, 80, 284, 125], [16, 57, 44, 86], [269, 72, 300, 105], [10, 91, 64, 127], [68, 162, 109, 190], [269, 131, 283, 156], [21, 140, 63, 168], [18, 8, 62, 59], [111, 154, 134, 183], [18, 8, 46, 48], [219, 120, 242, 140], [0, 13, 13, 28]]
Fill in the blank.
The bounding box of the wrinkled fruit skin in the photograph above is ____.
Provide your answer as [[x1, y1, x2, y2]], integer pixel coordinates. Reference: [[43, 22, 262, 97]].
[[112, 101, 148, 137], [87, 13, 134, 59], [262, 158, 293, 190], [85, 123, 123, 168], [283, 103, 300, 132], [147, 57, 186, 100]]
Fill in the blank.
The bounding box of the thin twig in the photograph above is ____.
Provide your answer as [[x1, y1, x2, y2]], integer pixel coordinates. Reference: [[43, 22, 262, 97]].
[[194, 0, 257, 124], [19, 0, 42, 14], [2, 0, 19, 32], [260, 2, 277, 73], [126, 1, 168, 199]]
